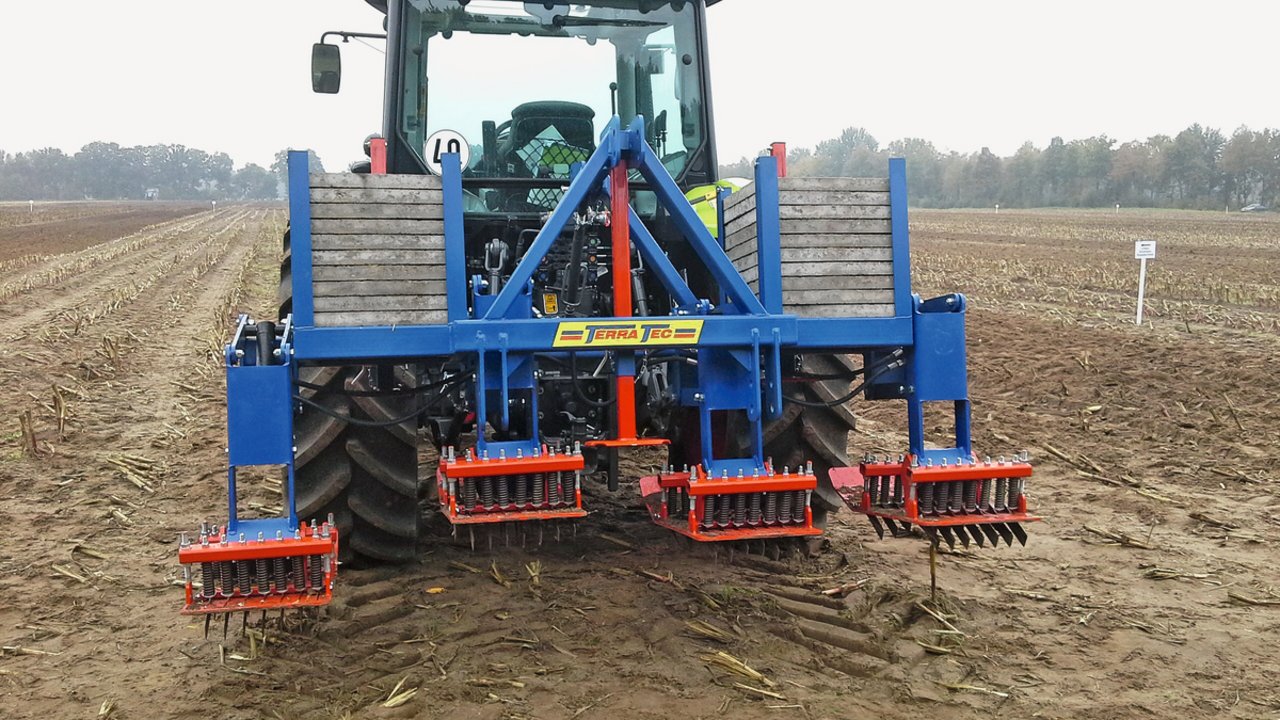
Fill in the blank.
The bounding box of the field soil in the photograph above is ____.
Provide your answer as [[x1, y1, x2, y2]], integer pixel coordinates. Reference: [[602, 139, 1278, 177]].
[[0, 206, 1278, 719], [0, 201, 209, 262]]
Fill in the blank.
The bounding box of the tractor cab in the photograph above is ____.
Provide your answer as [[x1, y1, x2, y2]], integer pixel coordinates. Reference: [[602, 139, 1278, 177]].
[[318, 0, 718, 210]]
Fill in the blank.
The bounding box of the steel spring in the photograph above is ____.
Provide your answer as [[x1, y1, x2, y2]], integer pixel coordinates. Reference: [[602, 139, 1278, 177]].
[[934, 482, 950, 515], [981, 477, 994, 510], [290, 557, 305, 590], [714, 494, 730, 526], [948, 481, 964, 513], [763, 492, 778, 524], [879, 474, 892, 508], [667, 487, 682, 517], [701, 495, 717, 529], [308, 555, 324, 593], [779, 491, 793, 524], [480, 477, 496, 508], [548, 472, 562, 506], [1007, 477, 1021, 509], [533, 473, 546, 507], [994, 478, 1009, 511], [514, 474, 528, 507], [238, 561, 253, 595], [272, 556, 288, 592], [793, 490, 807, 523], [892, 475, 904, 506], [733, 493, 747, 526], [747, 493, 762, 525], [919, 482, 936, 516], [462, 478, 478, 511], [963, 480, 978, 512], [254, 558, 270, 595], [218, 561, 235, 596], [867, 475, 881, 506], [200, 562, 217, 598], [496, 475, 511, 508]]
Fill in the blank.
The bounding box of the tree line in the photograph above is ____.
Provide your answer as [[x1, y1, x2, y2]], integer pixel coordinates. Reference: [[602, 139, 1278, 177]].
[[0, 143, 326, 202], [722, 124, 1280, 210]]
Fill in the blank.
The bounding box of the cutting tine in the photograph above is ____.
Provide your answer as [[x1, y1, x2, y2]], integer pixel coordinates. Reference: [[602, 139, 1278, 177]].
[[867, 515, 886, 540], [953, 525, 971, 549], [883, 518, 900, 537], [939, 526, 956, 549], [979, 523, 1000, 547], [923, 526, 939, 546], [992, 522, 1014, 546], [204, 614, 211, 640], [967, 524, 985, 548], [1010, 522, 1028, 546]]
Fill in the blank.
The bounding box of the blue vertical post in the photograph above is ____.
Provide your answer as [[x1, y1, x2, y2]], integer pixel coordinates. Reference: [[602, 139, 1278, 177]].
[[442, 153, 468, 322], [287, 151, 315, 327], [888, 158, 912, 318], [753, 156, 783, 315]]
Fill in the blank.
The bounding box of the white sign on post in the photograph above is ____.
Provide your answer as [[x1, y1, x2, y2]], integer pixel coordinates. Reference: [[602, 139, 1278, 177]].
[[1134, 240, 1156, 324]]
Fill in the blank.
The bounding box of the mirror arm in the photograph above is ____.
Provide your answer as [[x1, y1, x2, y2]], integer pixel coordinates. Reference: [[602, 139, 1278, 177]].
[[320, 30, 388, 44]]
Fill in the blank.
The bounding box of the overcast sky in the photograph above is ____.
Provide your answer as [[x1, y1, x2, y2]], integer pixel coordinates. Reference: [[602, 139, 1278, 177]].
[[1, 1, 1276, 170]]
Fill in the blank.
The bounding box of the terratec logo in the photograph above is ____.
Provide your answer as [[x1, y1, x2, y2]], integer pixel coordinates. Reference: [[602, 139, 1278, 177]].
[[552, 320, 704, 347]]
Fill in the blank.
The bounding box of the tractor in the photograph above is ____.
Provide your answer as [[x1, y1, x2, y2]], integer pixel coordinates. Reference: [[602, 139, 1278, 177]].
[[178, 0, 1037, 617]]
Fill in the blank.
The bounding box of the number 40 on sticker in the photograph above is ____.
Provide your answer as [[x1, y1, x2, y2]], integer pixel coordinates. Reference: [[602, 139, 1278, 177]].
[[424, 129, 470, 175]]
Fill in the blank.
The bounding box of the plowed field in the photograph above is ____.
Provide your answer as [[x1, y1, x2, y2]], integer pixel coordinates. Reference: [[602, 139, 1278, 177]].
[[1, 206, 1277, 720]]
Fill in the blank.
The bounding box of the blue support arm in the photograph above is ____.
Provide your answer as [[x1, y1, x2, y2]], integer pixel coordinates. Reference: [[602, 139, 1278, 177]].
[[629, 133, 767, 315], [628, 209, 699, 310]]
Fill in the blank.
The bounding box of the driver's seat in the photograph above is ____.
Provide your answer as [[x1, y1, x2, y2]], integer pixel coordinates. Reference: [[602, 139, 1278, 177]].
[[503, 101, 596, 178]]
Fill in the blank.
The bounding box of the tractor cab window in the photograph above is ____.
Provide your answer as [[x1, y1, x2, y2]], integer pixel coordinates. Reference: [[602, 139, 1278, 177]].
[[399, 0, 707, 209]]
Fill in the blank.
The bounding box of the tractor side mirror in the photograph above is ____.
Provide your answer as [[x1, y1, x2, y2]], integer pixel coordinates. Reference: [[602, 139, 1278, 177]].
[[311, 43, 342, 94]]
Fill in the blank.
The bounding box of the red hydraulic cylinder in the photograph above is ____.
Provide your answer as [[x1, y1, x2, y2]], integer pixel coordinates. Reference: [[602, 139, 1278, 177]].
[[370, 137, 387, 175], [586, 162, 665, 449], [610, 162, 638, 441], [770, 142, 787, 177]]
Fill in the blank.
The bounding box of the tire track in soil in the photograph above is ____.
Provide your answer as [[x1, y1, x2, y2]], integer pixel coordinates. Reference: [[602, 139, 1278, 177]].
[[0, 207, 282, 720]]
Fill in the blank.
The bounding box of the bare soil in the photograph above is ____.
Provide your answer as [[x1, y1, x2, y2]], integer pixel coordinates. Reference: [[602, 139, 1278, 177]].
[[0, 207, 1277, 719], [0, 201, 209, 263]]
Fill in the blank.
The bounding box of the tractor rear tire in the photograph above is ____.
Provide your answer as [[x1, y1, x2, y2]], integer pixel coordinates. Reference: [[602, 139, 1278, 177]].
[[764, 354, 858, 528], [280, 226, 421, 565]]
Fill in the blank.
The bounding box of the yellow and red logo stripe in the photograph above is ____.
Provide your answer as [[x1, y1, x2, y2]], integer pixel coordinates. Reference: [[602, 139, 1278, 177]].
[[553, 319, 704, 348]]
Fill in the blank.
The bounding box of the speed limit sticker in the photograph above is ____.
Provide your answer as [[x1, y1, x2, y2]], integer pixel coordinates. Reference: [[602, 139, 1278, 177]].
[[424, 129, 470, 175]]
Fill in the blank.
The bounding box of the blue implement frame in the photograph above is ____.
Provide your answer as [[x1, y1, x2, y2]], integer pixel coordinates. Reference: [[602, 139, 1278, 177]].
[[239, 120, 981, 528]]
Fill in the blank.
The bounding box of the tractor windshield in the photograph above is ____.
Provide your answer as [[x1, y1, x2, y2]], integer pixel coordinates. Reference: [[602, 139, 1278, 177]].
[[399, 0, 706, 193]]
